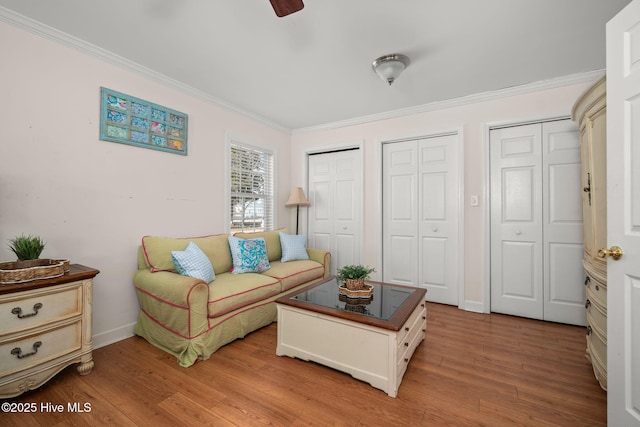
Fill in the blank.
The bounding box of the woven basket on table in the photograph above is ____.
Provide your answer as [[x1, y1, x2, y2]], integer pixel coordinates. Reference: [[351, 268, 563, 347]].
[[344, 278, 366, 290], [52, 259, 70, 272], [0, 259, 66, 284], [338, 282, 374, 299]]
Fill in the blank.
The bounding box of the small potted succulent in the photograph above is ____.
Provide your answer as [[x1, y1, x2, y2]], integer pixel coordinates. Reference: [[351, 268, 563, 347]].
[[9, 234, 46, 263], [336, 264, 375, 290], [1, 234, 69, 284]]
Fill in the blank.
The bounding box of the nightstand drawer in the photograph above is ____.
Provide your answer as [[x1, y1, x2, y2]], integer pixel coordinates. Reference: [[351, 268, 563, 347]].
[[0, 284, 82, 336], [0, 321, 82, 377]]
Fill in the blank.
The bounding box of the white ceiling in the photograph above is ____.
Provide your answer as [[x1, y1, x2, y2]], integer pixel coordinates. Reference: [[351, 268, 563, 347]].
[[0, 0, 631, 131]]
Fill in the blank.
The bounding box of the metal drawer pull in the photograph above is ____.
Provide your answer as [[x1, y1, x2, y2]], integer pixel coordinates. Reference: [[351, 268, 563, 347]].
[[404, 342, 409, 347], [11, 341, 42, 359], [11, 302, 43, 319], [584, 276, 590, 286], [587, 325, 592, 336], [405, 327, 409, 332], [585, 299, 591, 309]]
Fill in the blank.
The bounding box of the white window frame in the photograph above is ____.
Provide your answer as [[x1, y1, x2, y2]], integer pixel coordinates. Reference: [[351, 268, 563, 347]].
[[226, 135, 276, 233]]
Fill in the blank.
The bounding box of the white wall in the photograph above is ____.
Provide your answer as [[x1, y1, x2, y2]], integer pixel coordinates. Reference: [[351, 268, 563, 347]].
[[290, 81, 596, 310], [0, 21, 292, 347], [0, 17, 599, 348]]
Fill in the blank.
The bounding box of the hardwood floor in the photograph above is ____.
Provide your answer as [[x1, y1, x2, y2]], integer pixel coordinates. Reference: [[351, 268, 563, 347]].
[[2, 303, 606, 426]]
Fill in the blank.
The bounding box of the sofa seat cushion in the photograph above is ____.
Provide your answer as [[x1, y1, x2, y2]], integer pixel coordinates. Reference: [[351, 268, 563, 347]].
[[207, 272, 281, 318], [263, 260, 325, 291]]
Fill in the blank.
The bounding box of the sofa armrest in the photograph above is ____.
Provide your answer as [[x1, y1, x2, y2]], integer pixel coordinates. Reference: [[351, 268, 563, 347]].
[[306, 248, 331, 278], [134, 269, 210, 338]]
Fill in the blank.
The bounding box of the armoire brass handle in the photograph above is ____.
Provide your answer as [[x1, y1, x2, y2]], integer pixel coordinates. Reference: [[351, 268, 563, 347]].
[[583, 172, 591, 206]]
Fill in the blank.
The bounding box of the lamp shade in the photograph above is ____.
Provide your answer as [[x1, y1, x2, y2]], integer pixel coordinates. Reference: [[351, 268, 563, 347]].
[[285, 187, 310, 207], [372, 54, 410, 85]]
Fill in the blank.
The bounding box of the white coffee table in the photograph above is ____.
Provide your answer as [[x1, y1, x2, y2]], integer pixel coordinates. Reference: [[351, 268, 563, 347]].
[[275, 277, 426, 397]]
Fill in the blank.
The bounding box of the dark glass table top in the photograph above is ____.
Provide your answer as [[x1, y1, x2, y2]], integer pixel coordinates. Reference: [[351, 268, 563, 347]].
[[276, 276, 426, 331]]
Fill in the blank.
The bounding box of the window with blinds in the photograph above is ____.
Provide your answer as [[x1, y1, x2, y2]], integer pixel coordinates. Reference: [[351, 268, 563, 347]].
[[229, 142, 274, 233]]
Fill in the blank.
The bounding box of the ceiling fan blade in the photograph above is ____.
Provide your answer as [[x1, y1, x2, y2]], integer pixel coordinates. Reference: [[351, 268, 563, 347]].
[[269, 0, 304, 17]]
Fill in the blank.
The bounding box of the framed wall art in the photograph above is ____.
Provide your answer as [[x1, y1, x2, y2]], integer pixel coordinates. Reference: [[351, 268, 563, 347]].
[[99, 87, 188, 155]]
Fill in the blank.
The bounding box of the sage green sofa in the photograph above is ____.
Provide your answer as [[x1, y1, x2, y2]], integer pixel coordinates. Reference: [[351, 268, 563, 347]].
[[133, 229, 330, 367]]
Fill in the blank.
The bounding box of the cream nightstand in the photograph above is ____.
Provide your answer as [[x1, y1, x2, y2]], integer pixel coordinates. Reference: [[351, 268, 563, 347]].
[[0, 264, 99, 398]]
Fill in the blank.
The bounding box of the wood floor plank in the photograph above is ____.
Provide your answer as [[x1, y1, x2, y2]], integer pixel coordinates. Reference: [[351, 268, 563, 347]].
[[1, 302, 606, 426], [157, 391, 235, 426]]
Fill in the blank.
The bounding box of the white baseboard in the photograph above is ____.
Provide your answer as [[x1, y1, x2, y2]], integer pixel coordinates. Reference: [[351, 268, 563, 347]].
[[92, 322, 136, 349], [463, 300, 487, 314]]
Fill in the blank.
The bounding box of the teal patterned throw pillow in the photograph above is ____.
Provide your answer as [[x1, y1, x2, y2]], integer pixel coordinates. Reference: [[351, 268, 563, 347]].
[[279, 232, 309, 262], [171, 241, 215, 283], [228, 236, 271, 274]]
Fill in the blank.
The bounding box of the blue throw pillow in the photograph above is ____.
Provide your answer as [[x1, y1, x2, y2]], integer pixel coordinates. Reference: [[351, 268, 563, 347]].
[[228, 236, 271, 274], [279, 232, 309, 262], [171, 241, 215, 283]]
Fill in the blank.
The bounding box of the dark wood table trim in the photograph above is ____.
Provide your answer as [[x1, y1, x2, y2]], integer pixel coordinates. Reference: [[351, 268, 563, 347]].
[[0, 264, 100, 295], [276, 276, 426, 331]]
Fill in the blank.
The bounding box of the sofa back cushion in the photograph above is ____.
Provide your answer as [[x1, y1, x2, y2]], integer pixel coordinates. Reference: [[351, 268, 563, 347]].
[[233, 228, 287, 262], [141, 234, 232, 275]]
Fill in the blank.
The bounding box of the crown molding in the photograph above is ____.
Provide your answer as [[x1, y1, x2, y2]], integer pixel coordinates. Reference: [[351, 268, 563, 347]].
[[0, 7, 290, 134], [292, 69, 605, 134], [1, 6, 604, 136]]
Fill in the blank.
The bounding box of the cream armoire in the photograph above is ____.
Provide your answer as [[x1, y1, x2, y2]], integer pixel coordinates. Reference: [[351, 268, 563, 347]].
[[572, 76, 607, 390]]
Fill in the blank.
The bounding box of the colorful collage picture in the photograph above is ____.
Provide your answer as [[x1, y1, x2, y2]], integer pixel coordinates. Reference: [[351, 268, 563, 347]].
[[99, 87, 188, 155]]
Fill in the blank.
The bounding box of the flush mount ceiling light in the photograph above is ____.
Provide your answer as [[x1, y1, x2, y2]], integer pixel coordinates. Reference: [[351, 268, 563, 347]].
[[372, 54, 410, 86]]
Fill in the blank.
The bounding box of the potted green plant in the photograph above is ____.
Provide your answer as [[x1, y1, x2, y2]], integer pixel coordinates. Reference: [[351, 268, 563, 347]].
[[9, 234, 46, 262], [1, 234, 69, 284], [336, 264, 375, 290]]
